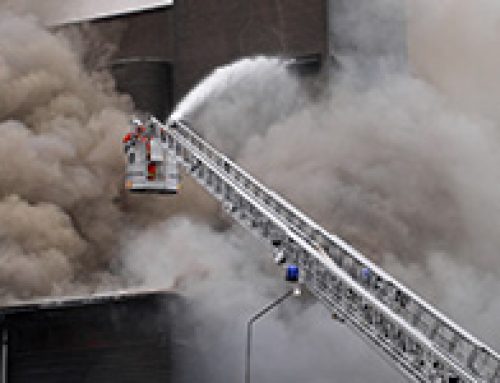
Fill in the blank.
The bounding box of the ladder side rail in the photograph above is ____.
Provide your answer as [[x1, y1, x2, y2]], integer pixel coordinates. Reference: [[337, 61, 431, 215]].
[[169, 120, 500, 381], [165, 123, 479, 383]]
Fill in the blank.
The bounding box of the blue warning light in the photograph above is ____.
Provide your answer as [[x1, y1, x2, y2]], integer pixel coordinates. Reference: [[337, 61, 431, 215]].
[[286, 265, 299, 282], [361, 267, 371, 281]]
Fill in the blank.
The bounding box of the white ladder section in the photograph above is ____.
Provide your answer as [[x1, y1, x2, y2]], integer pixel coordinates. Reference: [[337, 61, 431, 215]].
[[157, 117, 500, 383]]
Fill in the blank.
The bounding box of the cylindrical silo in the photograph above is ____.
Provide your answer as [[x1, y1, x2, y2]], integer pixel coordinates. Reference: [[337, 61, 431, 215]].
[[112, 58, 173, 121]]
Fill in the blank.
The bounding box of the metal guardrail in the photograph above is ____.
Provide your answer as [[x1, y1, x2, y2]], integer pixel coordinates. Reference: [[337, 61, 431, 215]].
[[156, 117, 499, 383]]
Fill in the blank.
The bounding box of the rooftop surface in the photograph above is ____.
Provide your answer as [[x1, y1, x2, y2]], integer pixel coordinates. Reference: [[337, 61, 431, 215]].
[[7, 0, 174, 26], [0, 288, 175, 314]]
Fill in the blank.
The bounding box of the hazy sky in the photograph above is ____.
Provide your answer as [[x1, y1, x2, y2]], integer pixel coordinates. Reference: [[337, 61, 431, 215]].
[[0, 0, 173, 25]]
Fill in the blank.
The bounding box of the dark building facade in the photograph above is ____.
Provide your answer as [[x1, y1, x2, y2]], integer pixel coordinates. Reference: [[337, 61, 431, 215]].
[[0, 291, 199, 383], [66, 1, 328, 119]]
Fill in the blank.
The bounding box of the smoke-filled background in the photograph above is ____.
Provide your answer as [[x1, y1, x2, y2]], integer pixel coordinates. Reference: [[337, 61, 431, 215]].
[[1, 0, 500, 382], [0, 9, 133, 298]]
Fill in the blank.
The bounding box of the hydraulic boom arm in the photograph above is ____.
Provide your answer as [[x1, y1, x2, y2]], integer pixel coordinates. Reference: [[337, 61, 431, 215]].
[[132, 117, 500, 383]]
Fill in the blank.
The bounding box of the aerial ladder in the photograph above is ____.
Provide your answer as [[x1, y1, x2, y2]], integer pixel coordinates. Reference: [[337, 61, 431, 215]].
[[123, 117, 500, 383]]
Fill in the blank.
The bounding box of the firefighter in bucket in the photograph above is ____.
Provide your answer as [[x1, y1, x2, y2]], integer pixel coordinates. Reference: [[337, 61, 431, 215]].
[[123, 118, 179, 194]]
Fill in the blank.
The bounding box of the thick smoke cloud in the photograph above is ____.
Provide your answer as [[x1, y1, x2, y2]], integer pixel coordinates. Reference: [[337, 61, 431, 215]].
[[2, 1, 500, 382], [330, 0, 407, 62], [236, 62, 500, 346], [409, 0, 500, 123], [161, 1, 500, 378], [0, 9, 222, 302], [0, 11, 136, 299], [123, 218, 404, 383], [238, 70, 500, 268]]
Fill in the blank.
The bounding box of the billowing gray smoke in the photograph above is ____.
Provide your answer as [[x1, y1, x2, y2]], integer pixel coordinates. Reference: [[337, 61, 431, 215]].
[[1, 1, 500, 382], [0, 11, 134, 299], [0, 8, 221, 301], [160, 59, 500, 380], [409, 0, 500, 123], [159, 1, 500, 381]]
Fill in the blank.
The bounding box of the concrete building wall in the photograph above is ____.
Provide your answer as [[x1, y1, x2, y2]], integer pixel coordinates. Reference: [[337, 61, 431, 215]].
[[0, 291, 199, 383], [68, 1, 328, 117], [109, 8, 174, 61], [173, 0, 328, 98]]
